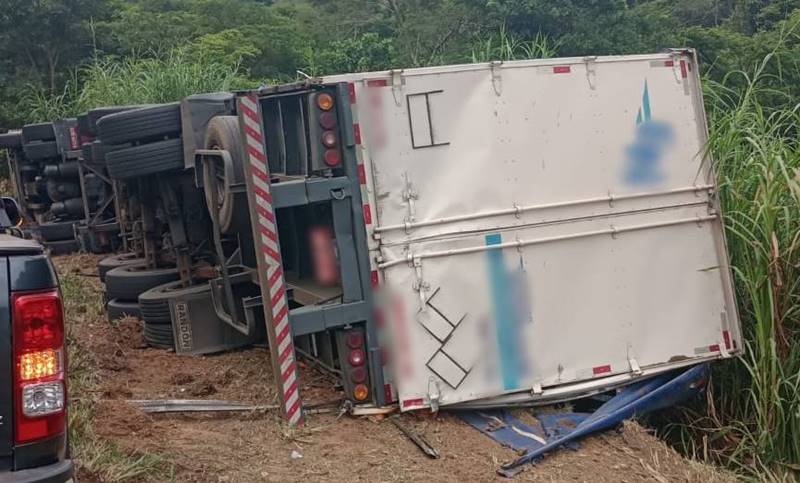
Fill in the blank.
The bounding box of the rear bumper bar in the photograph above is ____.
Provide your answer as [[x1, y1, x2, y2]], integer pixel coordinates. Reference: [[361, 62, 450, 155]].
[[2, 459, 73, 483]]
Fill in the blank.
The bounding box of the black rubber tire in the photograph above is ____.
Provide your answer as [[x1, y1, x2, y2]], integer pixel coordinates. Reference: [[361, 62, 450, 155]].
[[97, 253, 145, 282], [105, 137, 183, 179], [23, 141, 59, 160], [143, 321, 174, 349], [37, 221, 77, 242], [107, 298, 141, 321], [139, 280, 210, 324], [87, 106, 143, 137], [0, 132, 22, 149], [22, 123, 55, 143], [105, 265, 180, 301], [43, 239, 79, 255], [97, 103, 181, 145], [203, 116, 249, 234]]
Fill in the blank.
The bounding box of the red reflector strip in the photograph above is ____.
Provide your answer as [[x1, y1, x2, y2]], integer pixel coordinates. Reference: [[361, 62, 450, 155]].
[[68, 127, 79, 150], [592, 364, 612, 376], [402, 398, 424, 408], [370, 270, 380, 288], [353, 123, 362, 145], [348, 82, 356, 103], [664, 60, 674, 67], [363, 204, 372, 224], [384, 384, 394, 403], [722, 330, 731, 350], [553, 66, 571, 74], [679, 60, 688, 78], [367, 79, 388, 87], [708, 344, 721, 352]]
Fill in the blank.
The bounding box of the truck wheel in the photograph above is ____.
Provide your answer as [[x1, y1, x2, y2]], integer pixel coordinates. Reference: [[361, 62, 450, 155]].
[[22, 123, 55, 143], [96, 103, 181, 145], [43, 238, 79, 255], [105, 265, 180, 301], [37, 221, 77, 242], [143, 321, 174, 349], [87, 105, 145, 137], [23, 141, 59, 160], [107, 298, 141, 321], [0, 132, 21, 149], [139, 280, 210, 324], [105, 138, 184, 179], [97, 253, 145, 282], [203, 116, 249, 234]]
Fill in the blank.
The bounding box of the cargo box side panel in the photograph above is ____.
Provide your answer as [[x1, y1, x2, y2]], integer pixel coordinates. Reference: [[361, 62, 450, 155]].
[[339, 53, 740, 409]]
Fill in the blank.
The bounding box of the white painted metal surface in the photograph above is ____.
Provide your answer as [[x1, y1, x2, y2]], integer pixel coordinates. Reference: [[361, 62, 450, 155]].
[[325, 50, 741, 410]]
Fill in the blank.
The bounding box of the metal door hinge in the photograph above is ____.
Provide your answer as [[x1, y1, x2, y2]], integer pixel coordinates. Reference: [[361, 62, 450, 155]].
[[428, 378, 441, 412], [490, 61, 503, 96], [391, 69, 404, 106], [583, 56, 597, 90], [628, 357, 642, 376], [402, 174, 418, 230], [412, 257, 429, 312]]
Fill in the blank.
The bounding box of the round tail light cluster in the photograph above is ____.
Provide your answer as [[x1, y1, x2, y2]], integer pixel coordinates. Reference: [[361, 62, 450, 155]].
[[315, 93, 341, 168], [342, 328, 370, 402]]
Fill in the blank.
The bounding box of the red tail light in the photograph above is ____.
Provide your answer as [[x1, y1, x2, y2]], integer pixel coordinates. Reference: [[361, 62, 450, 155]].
[[12, 289, 66, 443], [323, 149, 341, 167]]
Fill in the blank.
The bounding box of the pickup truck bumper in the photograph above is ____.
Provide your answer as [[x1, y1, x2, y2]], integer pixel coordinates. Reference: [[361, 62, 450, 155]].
[[1, 459, 73, 483]]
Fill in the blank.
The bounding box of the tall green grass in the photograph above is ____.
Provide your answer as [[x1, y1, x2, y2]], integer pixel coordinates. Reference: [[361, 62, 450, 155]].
[[471, 27, 559, 63], [674, 54, 800, 478], [20, 49, 255, 122]]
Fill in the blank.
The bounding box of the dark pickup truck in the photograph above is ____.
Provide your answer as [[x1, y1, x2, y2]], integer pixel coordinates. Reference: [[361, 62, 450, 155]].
[[0, 199, 72, 481]]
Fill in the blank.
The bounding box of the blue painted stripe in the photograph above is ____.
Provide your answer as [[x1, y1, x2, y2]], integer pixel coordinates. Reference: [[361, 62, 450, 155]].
[[641, 80, 651, 122], [485, 233, 519, 390]]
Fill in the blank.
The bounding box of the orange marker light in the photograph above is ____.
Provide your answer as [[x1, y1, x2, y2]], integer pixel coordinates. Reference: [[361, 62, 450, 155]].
[[353, 384, 369, 401], [316, 93, 334, 111]]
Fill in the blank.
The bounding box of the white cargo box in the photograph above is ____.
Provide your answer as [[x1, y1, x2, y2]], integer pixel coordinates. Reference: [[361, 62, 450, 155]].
[[324, 50, 740, 410]]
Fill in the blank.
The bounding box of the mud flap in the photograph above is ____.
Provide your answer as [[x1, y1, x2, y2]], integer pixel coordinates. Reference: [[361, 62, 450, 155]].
[[169, 286, 257, 355]]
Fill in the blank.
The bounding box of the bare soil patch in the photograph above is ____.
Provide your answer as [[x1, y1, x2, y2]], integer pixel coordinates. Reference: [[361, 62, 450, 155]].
[[55, 254, 735, 482]]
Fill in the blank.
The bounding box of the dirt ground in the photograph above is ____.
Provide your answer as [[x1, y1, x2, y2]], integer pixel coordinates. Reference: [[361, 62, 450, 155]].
[[55, 254, 735, 482]]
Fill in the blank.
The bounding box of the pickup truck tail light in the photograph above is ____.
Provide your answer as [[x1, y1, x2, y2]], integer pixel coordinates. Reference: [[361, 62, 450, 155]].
[[11, 289, 66, 443]]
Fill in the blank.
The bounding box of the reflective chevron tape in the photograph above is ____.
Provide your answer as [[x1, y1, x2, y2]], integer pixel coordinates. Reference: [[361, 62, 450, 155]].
[[238, 92, 303, 426]]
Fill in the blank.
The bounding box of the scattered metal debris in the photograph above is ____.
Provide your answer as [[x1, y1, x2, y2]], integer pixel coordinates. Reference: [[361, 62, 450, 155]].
[[391, 418, 440, 459], [128, 399, 278, 413]]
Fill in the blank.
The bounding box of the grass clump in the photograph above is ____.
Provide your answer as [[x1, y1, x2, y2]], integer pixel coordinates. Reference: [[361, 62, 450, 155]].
[[20, 49, 255, 122], [671, 52, 800, 479]]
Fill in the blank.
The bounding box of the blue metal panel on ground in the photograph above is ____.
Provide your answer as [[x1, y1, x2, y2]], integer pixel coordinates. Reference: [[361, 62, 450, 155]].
[[457, 363, 710, 477]]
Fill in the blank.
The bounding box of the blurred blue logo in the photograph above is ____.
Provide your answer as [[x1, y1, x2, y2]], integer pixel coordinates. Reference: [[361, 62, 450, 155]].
[[623, 80, 674, 185]]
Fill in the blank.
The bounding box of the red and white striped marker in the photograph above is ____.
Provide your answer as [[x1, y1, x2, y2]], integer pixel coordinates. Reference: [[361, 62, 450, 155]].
[[237, 92, 303, 426]]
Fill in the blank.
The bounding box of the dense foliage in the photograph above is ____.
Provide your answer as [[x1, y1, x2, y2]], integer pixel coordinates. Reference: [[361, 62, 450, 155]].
[[2, 0, 800, 124], [1, 0, 800, 478]]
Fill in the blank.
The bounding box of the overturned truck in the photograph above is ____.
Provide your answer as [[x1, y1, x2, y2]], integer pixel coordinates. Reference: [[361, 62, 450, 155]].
[[110, 49, 743, 423]]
